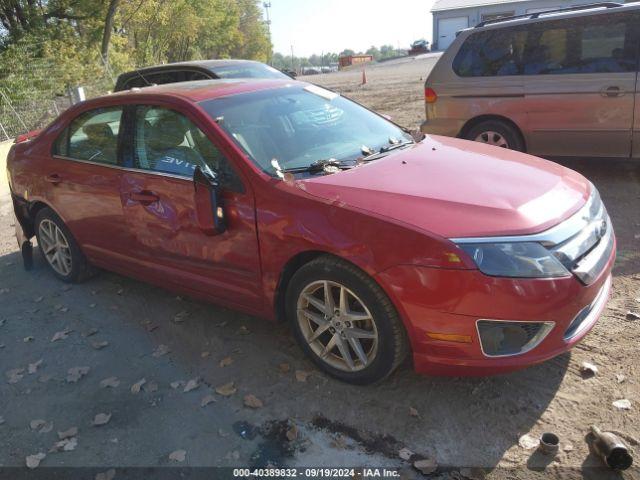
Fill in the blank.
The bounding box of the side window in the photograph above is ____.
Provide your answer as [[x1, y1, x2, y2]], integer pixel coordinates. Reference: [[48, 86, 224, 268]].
[[133, 106, 243, 191], [124, 71, 186, 89], [185, 71, 212, 81], [53, 107, 122, 165], [123, 76, 150, 89], [146, 71, 185, 86], [453, 27, 527, 77], [523, 14, 638, 75], [579, 19, 636, 73]]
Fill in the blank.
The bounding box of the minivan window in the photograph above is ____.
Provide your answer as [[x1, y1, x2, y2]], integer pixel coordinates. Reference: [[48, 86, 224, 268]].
[[524, 15, 636, 74], [453, 27, 528, 77], [453, 13, 639, 77]]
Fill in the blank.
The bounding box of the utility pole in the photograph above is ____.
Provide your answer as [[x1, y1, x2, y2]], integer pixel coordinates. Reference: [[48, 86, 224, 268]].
[[263, 2, 272, 64], [291, 44, 295, 73], [263, 1, 272, 29]]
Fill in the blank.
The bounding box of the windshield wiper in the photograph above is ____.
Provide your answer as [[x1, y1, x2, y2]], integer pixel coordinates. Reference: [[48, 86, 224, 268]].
[[380, 140, 415, 153], [362, 140, 414, 162], [281, 158, 355, 174]]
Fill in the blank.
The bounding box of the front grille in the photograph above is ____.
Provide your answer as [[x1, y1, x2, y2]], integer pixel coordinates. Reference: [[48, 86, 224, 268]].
[[548, 189, 613, 285]]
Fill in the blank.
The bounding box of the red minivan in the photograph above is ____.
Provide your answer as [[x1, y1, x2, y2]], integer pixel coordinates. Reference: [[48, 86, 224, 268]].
[[7, 79, 615, 384]]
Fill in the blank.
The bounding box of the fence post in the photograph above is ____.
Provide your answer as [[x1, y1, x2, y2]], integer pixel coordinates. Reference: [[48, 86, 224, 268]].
[[67, 86, 86, 105]]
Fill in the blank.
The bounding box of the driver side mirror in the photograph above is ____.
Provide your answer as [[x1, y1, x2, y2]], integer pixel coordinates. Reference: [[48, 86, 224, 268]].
[[194, 166, 226, 235]]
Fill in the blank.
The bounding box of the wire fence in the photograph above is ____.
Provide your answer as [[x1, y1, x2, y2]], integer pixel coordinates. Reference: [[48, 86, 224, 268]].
[[0, 43, 115, 141]]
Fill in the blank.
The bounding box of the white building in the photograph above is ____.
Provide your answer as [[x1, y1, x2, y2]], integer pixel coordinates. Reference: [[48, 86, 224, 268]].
[[431, 0, 600, 50]]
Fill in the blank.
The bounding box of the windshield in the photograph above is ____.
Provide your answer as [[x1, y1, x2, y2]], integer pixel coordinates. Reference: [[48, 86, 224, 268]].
[[199, 85, 412, 175], [210, 63, 288, 80]]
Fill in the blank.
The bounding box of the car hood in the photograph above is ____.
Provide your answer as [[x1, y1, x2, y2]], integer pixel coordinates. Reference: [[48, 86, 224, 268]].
[[298, 135, 590, 239]]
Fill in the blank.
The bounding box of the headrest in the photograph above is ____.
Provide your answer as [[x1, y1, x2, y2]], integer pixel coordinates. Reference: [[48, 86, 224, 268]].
[[82, 123, 114, 144], [145, 115, 187, 151]]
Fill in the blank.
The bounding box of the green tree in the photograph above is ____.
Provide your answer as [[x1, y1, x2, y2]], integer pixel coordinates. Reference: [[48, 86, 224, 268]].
[[0, 0, 274, 135], [365, 45, 380, 61]]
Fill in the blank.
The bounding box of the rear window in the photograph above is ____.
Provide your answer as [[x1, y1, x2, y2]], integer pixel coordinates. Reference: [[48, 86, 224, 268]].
[[210, 63, 287, 79], [53, 107, 122, 165], [453, 12, 639, 77], [121, 70, 211, 89]]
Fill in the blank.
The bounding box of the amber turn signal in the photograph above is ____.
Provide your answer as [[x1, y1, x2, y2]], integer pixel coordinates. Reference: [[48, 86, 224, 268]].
[[426, 332, 472, 344]]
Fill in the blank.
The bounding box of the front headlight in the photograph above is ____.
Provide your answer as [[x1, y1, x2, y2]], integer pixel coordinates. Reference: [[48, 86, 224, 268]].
[[458, 242, 570, 278]]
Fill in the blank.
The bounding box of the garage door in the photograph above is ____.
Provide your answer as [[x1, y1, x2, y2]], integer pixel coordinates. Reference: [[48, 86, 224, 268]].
[[438, 16, 469, 50]]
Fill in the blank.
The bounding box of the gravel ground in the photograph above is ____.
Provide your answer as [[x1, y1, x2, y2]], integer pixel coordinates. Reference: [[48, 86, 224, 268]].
[[1, 55, 639, 479]]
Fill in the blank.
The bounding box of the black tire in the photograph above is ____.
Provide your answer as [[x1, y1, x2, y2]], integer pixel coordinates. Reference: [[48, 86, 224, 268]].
[[465, 120, 525, 152], [34, 207, 94, 283], [285, 255, 409, 385]]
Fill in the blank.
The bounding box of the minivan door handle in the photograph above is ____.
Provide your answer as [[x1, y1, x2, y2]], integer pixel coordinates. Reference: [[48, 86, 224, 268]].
[[45, 174, 62, 185], [601, 86, 623, 97], [129, 191, 159, 206]]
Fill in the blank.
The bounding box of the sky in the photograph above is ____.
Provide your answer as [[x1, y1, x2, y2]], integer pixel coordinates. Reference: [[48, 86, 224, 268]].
[[266, 0, 436, 57]]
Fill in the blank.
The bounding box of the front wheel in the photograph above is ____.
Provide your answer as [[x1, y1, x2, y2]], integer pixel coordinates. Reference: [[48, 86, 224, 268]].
[[285, 256, 408, 385]]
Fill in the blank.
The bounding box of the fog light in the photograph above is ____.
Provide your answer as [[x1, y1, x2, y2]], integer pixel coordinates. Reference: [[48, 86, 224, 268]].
[[476, 320, 554, 357]]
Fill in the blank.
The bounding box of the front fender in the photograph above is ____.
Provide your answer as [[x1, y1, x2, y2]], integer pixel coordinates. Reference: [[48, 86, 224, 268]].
[[256, 180, 475, 319]]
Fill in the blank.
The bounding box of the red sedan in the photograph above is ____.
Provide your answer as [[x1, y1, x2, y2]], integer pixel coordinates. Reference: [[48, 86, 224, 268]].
[[7, 79, 615, 384]]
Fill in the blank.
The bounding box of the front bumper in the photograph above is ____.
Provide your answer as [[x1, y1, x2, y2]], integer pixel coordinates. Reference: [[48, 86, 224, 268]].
[[375, 239, 615, 376]]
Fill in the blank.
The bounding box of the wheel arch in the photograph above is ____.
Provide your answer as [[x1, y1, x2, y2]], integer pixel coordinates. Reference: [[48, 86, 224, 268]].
[[274, 250, 330, 322], [273, 251, 412, 343], [459, 114, 527, 152], [13, 199, 56, 239]]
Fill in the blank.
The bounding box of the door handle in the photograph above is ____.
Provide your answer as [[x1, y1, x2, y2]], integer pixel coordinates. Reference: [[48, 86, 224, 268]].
[[129, 191, 159, 205], [45, 174, 62, 185], [601, 86, 623, 97]]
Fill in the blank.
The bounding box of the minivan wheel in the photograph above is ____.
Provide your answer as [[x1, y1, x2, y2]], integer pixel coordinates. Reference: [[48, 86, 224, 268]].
[[285, 255, 408, 385], [466, 120, 524, 152], [34, 208, 94, 283]]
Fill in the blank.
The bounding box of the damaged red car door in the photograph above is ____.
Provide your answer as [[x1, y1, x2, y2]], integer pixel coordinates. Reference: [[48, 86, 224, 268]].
[[118, 103, 263, 309]]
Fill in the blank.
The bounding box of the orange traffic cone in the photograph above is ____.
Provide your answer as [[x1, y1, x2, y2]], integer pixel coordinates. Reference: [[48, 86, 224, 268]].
[[361, 68, 367, 86]]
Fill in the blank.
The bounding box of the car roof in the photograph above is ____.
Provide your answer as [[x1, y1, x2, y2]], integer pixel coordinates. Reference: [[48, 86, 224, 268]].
[[109, 78, 300, 103], [464, 2, 639, 33], [128, 59, 265, 74]]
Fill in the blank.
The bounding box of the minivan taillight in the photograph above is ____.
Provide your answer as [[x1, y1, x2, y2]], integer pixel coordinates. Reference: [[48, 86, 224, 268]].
[[425, 87, 437, 104]]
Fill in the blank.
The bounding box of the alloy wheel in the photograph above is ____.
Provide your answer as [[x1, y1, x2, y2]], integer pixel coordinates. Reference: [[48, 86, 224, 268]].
[[296, 280, 378, 372], [474, 131, 509, 148], [38, 219, 72, 276]]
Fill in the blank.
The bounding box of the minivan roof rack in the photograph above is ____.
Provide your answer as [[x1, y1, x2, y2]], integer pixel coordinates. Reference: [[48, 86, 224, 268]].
[[475, 2, 623, 28]]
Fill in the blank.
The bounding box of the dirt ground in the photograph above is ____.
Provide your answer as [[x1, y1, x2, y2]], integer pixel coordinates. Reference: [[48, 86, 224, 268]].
[[1, 55, 639, 479]]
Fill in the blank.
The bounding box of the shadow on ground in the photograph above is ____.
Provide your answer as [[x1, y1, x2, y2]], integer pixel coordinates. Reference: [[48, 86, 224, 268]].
[[1, 245, 570, 470]]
